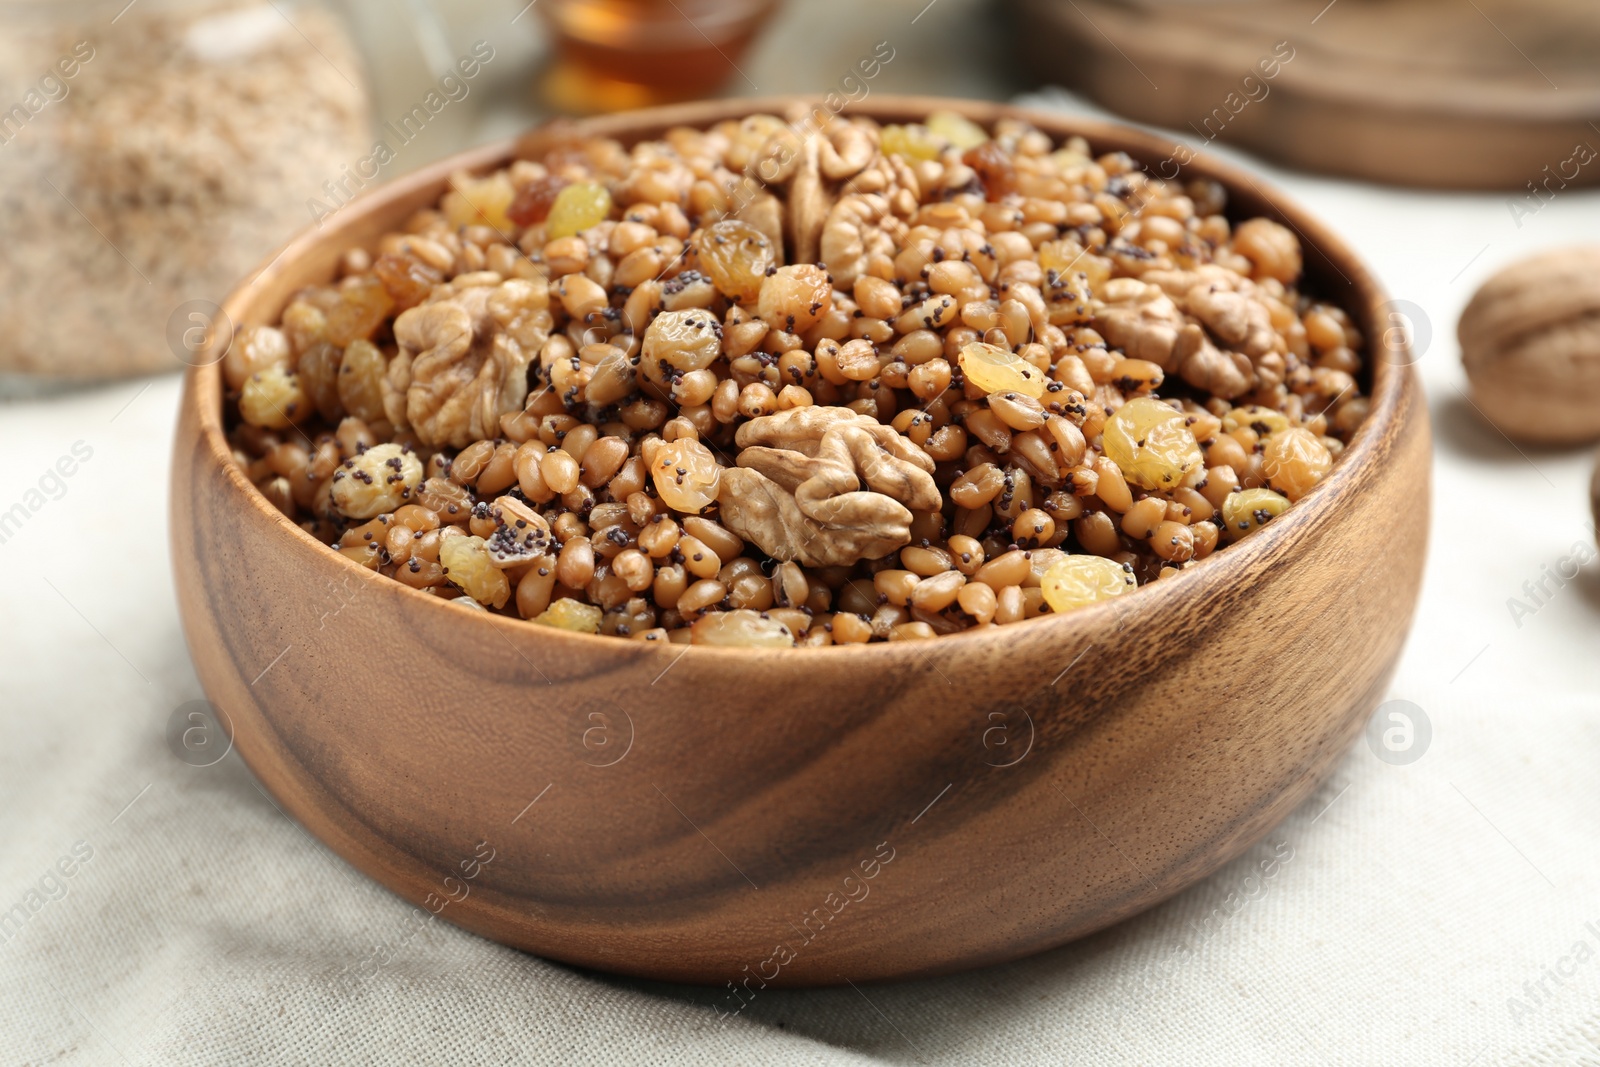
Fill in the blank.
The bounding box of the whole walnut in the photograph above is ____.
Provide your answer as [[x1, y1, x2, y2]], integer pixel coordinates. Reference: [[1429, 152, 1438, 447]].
[[1459, 246, 1600, 445]]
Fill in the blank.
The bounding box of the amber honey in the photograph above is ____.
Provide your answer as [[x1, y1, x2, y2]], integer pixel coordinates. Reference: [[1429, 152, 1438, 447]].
[[535, 0, 778, 112]]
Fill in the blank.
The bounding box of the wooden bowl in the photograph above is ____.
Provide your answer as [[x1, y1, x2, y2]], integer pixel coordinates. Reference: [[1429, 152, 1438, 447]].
[[171, 96, 1430, 987], [1009, 0, 1600, 192]]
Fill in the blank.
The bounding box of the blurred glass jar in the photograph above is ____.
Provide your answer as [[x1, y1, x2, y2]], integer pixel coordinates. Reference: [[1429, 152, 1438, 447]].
[[0, 0, 372, 389], [536, 0, 779, 114]]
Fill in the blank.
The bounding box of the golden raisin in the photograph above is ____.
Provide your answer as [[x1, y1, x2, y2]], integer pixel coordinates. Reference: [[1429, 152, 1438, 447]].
[[1220, 487, 1291, 539], [546, 181, 613, 240], [444, 171, 516, 232], [1261, 428, 1333, 501], [533, 597, 603, 632], [959, 342, 1047, 398], [690, 610, 795, 647], [440, 535, 512, 608], [294, 343, 341, 423], [1040, 555, 1134, 614], [696, 219, 776, 304], [651, 438, 722, 513], [642, 309, 723, 373], [880, 124, 942, 161], [1102, 397, 1203, 491], [239, 365, 309, 429], [373, 253, 442, 312], [926, 110, 988, 150], [324, 277, 395, 348]]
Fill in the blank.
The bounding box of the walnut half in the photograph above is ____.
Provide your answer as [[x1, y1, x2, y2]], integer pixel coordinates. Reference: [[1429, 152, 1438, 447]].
[[386, 278, 548, 449], [718, 406, 941, 567]]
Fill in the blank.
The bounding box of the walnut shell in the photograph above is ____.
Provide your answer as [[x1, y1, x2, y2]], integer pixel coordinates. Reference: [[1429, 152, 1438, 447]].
[[1591, 445, 1600, 539], [1459, 246, 1600, 445]]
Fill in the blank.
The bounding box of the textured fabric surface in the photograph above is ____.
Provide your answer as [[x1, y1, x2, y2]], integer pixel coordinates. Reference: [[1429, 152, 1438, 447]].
[[4, 89, 1600, 1065]]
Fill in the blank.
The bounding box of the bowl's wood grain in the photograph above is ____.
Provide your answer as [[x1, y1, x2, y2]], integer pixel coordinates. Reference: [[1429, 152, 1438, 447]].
[[1010, 0, 1600, 191], [171, 95, 1430, 987]]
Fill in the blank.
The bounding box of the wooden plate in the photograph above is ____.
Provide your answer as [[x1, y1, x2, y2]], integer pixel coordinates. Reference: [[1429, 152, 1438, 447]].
[[1011, 0, 1600, 190], [170, 95, 1431, 986]]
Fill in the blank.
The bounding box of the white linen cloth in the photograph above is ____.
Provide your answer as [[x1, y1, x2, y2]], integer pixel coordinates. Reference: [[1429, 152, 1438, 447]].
[[4, 88, 1600, 1065]]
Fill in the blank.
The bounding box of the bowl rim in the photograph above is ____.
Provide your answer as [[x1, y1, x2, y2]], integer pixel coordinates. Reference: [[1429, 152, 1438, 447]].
[[185, 93, 1412, 662]]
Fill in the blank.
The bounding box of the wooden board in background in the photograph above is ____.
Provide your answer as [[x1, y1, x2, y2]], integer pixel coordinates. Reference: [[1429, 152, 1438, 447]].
[[1011, 0, 1600, 190]]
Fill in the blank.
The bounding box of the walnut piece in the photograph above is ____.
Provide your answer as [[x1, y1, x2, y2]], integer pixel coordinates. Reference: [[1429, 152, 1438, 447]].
[[718, 406, 941, 567], [734, 190, 786, 267], [1185, 283, 1275, 358], [1094, 282, 1185, 369], [1094, 276, 1285, 401], [1174, 323, 1254, 399], [819, 193, 901, 290], [387, 279, 547, 448], [786, 133, 831, 267], [1459, 245, 1600, 444], [818, 118, 875, 181]]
